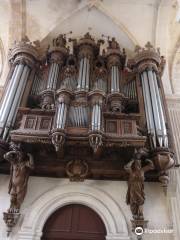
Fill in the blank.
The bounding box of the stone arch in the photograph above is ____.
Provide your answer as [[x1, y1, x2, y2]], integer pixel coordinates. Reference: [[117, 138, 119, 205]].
[[17, 183, 130, 240]]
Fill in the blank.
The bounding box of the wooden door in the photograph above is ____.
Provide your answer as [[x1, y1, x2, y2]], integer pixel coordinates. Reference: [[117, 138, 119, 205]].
[[42, 204, 106, 240]]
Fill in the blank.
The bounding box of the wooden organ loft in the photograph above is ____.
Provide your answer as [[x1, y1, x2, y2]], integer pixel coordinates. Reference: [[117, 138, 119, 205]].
[[0, 32, 176, 236], [0, 33, 175, 181]]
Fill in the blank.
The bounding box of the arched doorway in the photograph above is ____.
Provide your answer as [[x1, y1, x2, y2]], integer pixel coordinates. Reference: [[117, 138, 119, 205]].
[[41, 204, 106, 240]]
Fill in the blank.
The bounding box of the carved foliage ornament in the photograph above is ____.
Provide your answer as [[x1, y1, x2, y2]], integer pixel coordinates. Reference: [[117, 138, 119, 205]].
[[66, 159, 89, 181]]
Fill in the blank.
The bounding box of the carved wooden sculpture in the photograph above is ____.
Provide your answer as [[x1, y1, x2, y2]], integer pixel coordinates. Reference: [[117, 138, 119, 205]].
[[3, 144, 34, 235], [4, 149, 34, 212], [125, 149, 154, 220], [0, 33, 176, 236]]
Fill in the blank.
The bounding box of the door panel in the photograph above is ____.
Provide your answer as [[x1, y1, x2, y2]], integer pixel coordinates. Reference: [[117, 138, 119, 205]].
[[42, 204, 106, 240]]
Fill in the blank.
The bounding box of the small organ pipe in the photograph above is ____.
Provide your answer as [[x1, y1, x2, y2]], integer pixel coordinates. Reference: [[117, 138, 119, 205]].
[[97, 105, 101, 130], [77, 59, 83, 89], [116, 67, 120, 92], [86, 58, 90, 90], [111, 67, 114, 92], [92, 106, 95, 130], [62, 104, 67, 129]]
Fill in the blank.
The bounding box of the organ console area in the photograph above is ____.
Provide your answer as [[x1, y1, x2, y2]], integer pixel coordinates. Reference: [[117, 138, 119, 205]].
[[0, 33, 175, 186]]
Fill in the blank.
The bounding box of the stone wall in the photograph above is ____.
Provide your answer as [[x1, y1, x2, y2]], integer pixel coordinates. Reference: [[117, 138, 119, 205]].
[[0, 86, 3, 100], [0, 175, 173, 240]]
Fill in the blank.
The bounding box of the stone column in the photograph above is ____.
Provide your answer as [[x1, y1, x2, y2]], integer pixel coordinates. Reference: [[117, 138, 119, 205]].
[[0, 40, 38, 140]]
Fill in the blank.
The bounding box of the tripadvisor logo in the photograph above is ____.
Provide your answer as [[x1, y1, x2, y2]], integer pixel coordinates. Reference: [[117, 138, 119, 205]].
[[135, 227, 144, 236], [135, 226, 174, 236]]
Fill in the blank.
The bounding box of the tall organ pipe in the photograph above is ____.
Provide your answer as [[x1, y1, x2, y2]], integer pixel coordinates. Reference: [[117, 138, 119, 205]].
[[148, 70, 163, 146], [77, 57, 90, 90], [111, 66, 120, 93], [141, 72, 156, 147], [152, 71, 168, 147], [91, 104, 101, 131], [47, 62, 59, 90], [141, 69, 168, 148], [77, 59, 83, 89], [86, 58, 90, 90], [3, 66, 30, 140], [0, 64, 25, 137]]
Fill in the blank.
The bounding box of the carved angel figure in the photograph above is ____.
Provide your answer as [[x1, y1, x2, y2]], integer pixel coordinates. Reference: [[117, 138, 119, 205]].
[[124, 149, 154, 220], [4, 150, 34, 213]]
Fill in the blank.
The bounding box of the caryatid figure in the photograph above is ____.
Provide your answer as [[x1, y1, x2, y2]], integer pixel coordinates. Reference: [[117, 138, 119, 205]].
[[125, 149, 154, 220], [4, 149, 34, 213]]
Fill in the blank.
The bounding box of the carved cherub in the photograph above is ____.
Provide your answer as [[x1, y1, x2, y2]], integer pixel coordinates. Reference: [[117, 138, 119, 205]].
[[124, 148, 154, 220], [4, 147, 34, 213]]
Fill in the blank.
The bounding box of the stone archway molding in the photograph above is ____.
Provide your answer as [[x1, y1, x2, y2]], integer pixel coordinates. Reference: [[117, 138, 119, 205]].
[[17, 182, 130, 240]]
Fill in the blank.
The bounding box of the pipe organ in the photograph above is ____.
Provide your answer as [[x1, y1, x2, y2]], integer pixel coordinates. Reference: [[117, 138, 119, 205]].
[[0, 34, 175, 211], [0, 33, 176, 235], [77, 57, 90, 90], [140, 69, 168, 149]]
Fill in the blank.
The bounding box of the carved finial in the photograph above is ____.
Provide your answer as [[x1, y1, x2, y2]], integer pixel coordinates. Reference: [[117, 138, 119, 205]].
[[84, 32, 93, 40], [145, 41, 153, 50], [33, 40, 40, 48], [134, 45, 141, 53], [21, 35, 30, 43], [53, 34, 67, 47], [108, 37, 119, 50]]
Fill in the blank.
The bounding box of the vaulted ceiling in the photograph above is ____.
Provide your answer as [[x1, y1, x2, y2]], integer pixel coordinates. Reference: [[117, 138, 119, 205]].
[[0, 0, 180, 95]]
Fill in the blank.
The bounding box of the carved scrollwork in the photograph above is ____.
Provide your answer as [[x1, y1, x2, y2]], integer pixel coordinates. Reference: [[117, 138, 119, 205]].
[[89, 133, 103, 153], [66, 159, 89, 181], [41, 89, 55, 110], [3, 212, 20, 236], [51, 131, 65, 151]]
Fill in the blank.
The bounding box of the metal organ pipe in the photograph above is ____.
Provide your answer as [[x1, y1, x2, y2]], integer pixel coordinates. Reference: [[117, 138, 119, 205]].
[[77, 57, 90, 90], [47, 63, 60, 90], [141, 69, 169, 148], [116, 66, 120, 92], [111, 66, 120, 93], [86, 58, 90, 90], [0, 64, 25, 137], [3, 66, 30, 139], [0, 64, 18, 118], [91, 104, 101, 131], [147, 70, 163, 147], [81, 57, 86, 89], [141, 72, 156, 147], [77, 59, 83, 89], [152, 71, 168, 147]]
